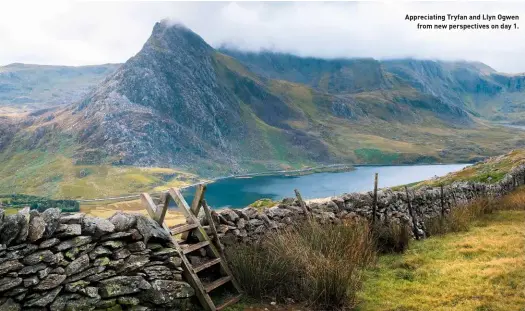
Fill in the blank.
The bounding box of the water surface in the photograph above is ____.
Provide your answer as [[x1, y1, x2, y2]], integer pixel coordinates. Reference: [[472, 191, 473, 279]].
[[182, 164, 469, 209]]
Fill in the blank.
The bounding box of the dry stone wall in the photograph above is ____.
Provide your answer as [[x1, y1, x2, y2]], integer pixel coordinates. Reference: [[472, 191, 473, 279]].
[[212, 165, 525, 244], [0, 209, 194, 311], [2, 164, 525, 311]]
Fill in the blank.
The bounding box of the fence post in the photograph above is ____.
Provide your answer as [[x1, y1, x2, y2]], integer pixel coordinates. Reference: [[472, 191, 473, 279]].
[[440, 184, 445, 218], [405, 186, 419, 240], [294, 189, 311, 220], [372, 173, 378, 226]]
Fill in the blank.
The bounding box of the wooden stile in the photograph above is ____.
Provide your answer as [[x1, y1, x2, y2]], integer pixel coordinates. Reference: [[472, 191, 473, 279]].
[[141, 186, 242, 311]]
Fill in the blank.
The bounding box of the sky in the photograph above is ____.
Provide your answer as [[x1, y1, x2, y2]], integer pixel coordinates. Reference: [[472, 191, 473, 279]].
[[1, 1, 525, 73]]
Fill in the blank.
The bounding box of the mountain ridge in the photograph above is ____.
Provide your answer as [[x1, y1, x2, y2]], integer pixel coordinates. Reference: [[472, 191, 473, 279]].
[[1, 21, 525, 198]]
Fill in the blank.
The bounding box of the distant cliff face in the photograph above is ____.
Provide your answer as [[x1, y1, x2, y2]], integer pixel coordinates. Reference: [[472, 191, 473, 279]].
[[2, 21, 525, 189]]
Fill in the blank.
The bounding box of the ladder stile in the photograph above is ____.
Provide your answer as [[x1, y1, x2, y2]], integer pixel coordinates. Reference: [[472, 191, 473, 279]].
[[141, 187, 242, 311]]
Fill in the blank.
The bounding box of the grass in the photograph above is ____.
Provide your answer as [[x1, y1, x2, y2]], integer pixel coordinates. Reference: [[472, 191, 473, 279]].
[[357, 189, 525, 311], [249, 198, 278, 211], [225, 187, 525, 311], [418, 149, 525, 187], [0, 149, 201, 199], [226, 220, 376, 310], [80, 199, 186, 227]]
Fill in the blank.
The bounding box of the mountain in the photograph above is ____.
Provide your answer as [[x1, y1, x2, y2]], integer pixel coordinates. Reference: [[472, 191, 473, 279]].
[[1, 21, 525, 198], [220, 49, 525, 122], [0, 63, 120, 111]]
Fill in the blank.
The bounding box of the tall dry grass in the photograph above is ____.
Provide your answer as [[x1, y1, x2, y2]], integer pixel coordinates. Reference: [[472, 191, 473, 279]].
[[226, 220, 376, 310], [425, 197, 505, 236], [372, 221, 411, 254]]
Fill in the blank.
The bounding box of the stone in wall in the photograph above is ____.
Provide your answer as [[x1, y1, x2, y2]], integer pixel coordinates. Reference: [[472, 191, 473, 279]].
[[0, 209, 195, 311]]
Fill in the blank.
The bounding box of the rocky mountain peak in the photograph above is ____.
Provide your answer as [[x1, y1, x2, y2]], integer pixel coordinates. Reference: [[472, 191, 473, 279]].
[[144, 21, 213, 56]]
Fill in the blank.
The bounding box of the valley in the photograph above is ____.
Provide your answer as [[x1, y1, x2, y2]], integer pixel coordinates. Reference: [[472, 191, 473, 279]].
[[2, 21, 525, 199]]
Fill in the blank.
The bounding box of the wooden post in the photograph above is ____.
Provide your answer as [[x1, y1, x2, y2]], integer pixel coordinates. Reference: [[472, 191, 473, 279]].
[[405, 186, 419, 240], [372, 173, 378, 226], [190, 184, 207, 216], [294, 189, 311, 220], [155, 192, 170, 225], [440, 184, 445, 218], [202, 200, 225, 256], [451, 187, 457, 206]]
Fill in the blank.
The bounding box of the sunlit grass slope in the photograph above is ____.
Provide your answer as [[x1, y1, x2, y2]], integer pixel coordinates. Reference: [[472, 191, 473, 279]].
[[358, 209, 525, 311], [418, 149, 525, 187], [0, 149, 201, 199]]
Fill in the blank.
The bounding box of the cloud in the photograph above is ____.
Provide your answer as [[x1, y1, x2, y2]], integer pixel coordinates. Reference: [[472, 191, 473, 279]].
[[1, 1, 525, 72]]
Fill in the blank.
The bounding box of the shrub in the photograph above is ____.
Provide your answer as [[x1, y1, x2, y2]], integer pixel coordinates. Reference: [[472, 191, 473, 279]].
[[226, 220, 375, 310]]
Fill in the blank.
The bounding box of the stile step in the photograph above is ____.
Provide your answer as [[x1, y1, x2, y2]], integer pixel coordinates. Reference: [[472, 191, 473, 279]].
[[171, 223, 199, 235], [204, 276, 232, 293], [182, 241, 210, 254], [216, 294, 242, 311], [193, 257, 221, 273]]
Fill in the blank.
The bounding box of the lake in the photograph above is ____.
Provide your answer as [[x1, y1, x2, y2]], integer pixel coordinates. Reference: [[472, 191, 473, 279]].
[[182, 164, 469, 209]]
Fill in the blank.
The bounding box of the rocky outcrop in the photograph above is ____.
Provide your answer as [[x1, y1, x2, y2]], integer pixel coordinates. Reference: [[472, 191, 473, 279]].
[[0, 209, 192, 311], [212, 164, 525, 244]]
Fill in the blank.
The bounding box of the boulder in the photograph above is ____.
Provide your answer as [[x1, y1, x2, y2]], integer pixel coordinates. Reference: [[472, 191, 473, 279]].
[[82, 216, 115, 237], [25, 286, 62, 307], [59, 213, 85, 224], [0, 261, 23, 276], [143, 265, 173, 280], [116, 255, 150, 273], [0, 214, 22, 246], [23, 276, 39, 287], [0, 277, 22, 292], [221, 209, 239, 223], [127, 241, 146, 252], [141, 280, 194, 306], [15, 207, 30, 244], [22, 250, 55, 266], [0, 298, 20, 311], [135, 215, 171, 244], [28, 215, 46, 242], [100, 232, 132, 241], [18, 264, 47, 276], [34, 274, 66, 290], [89, 246, 112, 260], [55, 236, 93, 252], [65, 254, 89, 276], [42, 208, 61, 238], [64, 266, 105, 284], [55, 224, 82, 237], [98, 276, 151, 298], [63, 296, 100, 311], [39, 238, 60, 249], [112, 249, 131, 260], [109, 212, 136, 232]]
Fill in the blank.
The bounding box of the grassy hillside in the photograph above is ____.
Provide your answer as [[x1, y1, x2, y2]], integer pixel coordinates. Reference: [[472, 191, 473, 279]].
[[417, 149, 525, 187], [358, 209, 525, 311], [0, 148, 201, 199]]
